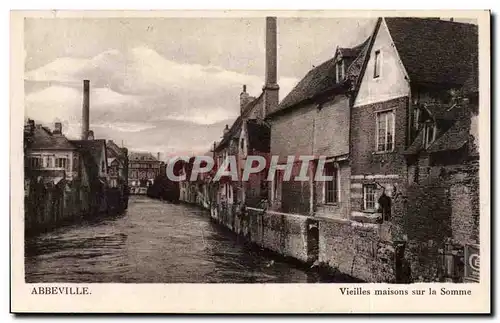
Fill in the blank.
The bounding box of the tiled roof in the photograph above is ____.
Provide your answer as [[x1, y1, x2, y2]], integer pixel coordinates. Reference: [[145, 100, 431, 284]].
[[246, 119, 270, 153], [384, 17, 478, 86], [427, 118, 470, 153], [70, 139, 106, 166], [29, 126, 76, 150], [275, 37, 370, 114], [404, 104, 471, 155], [462, 50, 479, 95], [129, 152, 159, 162]]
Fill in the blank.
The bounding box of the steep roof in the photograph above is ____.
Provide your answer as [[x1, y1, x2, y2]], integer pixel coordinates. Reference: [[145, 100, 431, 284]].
[[426, 118, 470, 153], [275, 37, 370, 115], [384, 17, 478, 86], [29, 126, 76, 150], [70, 139, 106, 165], [246, 120, 270, 153]]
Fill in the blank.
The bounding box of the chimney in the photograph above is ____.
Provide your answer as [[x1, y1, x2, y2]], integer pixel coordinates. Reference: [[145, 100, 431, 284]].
[[223, 124, 229, 137], [157, 152, 161, 161], [87, 130, 94, 140], [82, 80, 90, 140], [263, 17, 280, 118], [240, 85, 250, 113], [53, 122, 62, 135]]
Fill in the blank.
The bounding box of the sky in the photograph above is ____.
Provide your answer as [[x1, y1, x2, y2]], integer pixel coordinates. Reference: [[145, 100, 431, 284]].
[[24, 17, 376, 158]]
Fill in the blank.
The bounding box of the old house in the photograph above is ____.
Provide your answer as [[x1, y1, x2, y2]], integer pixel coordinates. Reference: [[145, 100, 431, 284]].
[[128, 152, 162, 194], [346, 17, 479, 282], [24, 121, 81, 231], [349, 17, 478, 224], [212, 17, 278, 210], [70, 137, 109, 214], [26, 122, 80, 182], [266, 37, 370, 218]]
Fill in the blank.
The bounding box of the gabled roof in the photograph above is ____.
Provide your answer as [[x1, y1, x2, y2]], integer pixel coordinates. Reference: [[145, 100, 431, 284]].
[[29, 126, 76, 150], [403, 104, 472, 155], [384, 17, 478, 86], [274, 37, 370, 115], [426, 118, 470, 153], [246, 119, 270, 153], [129, 152, 159, 162]]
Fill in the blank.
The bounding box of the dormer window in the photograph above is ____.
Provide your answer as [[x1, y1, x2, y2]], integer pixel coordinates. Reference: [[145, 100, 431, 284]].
[[373, 50, 381, 79], [336, 60, 345, 82], [423, 122, 437, 148]]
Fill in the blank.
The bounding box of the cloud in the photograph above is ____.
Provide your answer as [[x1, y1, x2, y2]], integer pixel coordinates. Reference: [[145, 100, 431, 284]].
[[24, 46, 299, 154]]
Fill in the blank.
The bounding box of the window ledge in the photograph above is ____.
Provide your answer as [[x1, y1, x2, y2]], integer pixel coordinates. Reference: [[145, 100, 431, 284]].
[[372, 150, 395, 155], [323, 203, 339, 206]]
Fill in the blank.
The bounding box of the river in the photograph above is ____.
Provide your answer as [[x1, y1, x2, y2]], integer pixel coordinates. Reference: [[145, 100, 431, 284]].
[[25, 195, 347, 283]]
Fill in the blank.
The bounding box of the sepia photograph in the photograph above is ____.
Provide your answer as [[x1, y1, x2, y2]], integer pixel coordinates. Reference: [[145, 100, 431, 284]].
[[11, 9, 490, 313]]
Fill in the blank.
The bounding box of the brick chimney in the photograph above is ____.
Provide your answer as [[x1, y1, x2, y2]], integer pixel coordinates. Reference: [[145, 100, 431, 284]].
[[262, 17, 279, 118], [157, 152, 161, 161], [223, 124, 229, 137], [53, 122, 62, 135], [240, 85, 250, 113], [82, 80, 90, 140]]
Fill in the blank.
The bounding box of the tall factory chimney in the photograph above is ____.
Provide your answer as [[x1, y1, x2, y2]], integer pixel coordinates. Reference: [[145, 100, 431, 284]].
[[262, 16, 279, 118], [82, 80, 90, 140]]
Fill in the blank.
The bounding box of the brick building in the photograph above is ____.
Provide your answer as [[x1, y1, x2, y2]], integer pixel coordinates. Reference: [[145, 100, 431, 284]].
[[349, 18, 478, 225], [267, 37, 369, 218], [212, 17, 277, 210]]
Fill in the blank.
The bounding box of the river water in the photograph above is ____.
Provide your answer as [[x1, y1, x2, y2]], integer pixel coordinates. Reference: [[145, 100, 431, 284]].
[[25, 196, 346, 283]]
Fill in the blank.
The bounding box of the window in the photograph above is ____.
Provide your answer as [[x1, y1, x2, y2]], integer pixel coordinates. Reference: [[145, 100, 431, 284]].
[[30, 157, 42, 169], [413, 108, 420, 130], [376, 110, 395, 152], [363, 184, 377, 211], [55, 158, 67, 169], [241, 139, 244, 150], [324, 162, 339, 203], [336, 60, 345, 82], [273, 170, 283, 202], [373, 50, 381, 78], [424, 122, 436, 148]]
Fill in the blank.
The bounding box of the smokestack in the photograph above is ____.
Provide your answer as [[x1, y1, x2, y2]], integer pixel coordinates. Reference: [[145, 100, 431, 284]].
[[82, 80, 90, 140], [157, 152, 161, 161], [263, 17, 279, 118]]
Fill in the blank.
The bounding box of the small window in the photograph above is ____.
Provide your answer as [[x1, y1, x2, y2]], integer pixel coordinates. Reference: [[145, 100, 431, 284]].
[[55, 158, 67, 169], [376, 110, 395, 152], [241, 139, 245, 150], [336, 60, 345, 82], [363, 184, 377, 211], [373, 50, 381, 78], [424, 122, 436, 148], [324, 162, 339, 204], [273, 170, 283, 202]]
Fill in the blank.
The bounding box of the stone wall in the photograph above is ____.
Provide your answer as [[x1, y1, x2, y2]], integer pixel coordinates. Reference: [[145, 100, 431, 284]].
[[318, 217, 395, 282], [213, 205, 319, 265]]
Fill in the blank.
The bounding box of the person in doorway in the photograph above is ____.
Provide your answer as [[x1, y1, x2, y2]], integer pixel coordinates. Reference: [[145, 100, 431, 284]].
[[378, 188, 392, 222]]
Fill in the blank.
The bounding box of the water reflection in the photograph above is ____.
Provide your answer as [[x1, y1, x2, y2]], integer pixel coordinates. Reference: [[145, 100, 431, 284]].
[[26, 196, 343, 283]]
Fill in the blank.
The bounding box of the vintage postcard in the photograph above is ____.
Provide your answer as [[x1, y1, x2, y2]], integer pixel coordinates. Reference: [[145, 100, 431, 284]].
[[10, 10, 490, 313]]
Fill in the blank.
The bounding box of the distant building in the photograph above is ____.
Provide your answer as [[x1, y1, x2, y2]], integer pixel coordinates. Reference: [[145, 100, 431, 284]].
[[25, 121, 80, 184], [128, 152, 162, 194], [106, 140, 129, 189]]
